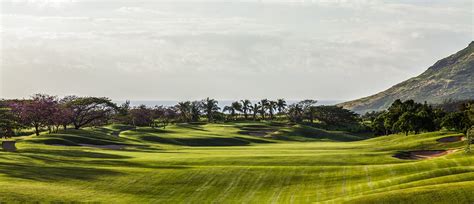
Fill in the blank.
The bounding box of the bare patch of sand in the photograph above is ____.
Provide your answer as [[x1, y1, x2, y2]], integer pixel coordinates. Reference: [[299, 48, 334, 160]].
[[242, 130, 278, 137], [2, 141, 17, 152], [437, 136, 465, 143], [393, 149, 457, 160]]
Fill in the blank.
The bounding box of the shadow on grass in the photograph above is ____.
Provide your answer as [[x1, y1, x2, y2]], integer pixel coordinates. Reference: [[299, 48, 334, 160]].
[[93, 125, 136, 136], [0, 162, 123, 181], [176, 123, 208, 132], [129, 128, 175, 134], [139, 135, 273, 146], [0, 148, 191, 172], [30, 138, 127, 146], [19, 148, 131, 159], [272, 125, 366, 142]]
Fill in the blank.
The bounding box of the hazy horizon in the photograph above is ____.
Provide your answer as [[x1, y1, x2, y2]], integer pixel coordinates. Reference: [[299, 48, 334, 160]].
[[1, 0, 472, 101]]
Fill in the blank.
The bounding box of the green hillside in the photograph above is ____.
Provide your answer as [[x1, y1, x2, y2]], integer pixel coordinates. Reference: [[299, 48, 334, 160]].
[[0, 123, 472, 203], [341, 41, 474, 113]]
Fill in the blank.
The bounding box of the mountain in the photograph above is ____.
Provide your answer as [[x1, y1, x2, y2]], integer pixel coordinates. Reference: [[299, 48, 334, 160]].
[[340, 41, 474, 114]]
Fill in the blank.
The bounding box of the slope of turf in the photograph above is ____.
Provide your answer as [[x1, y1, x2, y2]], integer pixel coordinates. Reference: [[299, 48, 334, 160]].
[[0, 122, 472, 203]]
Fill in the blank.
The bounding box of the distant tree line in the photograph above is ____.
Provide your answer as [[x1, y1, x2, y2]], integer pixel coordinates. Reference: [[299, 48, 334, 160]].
[[363, 99, 474, 136], [0, 94, 361, 137], [1, 94, 472, 139]]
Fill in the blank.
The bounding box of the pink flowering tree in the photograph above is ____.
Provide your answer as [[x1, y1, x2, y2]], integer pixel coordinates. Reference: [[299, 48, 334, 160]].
[[10, 94, 59, 136]]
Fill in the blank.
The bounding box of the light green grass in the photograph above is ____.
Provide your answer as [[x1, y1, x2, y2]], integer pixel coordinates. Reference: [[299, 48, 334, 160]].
[[0, 122, 472, 203]]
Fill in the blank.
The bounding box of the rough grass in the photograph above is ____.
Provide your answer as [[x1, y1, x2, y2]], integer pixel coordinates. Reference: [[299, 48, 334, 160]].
[[0, 122, 472, 203]]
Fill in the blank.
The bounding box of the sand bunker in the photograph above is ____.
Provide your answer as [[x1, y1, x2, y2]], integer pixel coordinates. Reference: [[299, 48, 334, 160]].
[[241, 130, 276, 137], [245, 132, 268, 137], [2, 141, 17, 152], [394, 150, 456, 160], [437, 136, 465, 143]]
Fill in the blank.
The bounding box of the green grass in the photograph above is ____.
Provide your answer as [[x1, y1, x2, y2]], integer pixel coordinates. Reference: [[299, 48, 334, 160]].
[[0, 122, 472, 203]]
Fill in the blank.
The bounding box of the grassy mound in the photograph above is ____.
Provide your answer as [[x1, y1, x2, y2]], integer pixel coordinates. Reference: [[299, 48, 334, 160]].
[[25, 128, 131, 146], [122, 123, 274, 146], [271, 124, 368, 141]]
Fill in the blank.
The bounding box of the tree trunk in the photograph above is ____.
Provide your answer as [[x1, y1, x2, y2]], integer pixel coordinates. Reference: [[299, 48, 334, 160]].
[[34, 124, 40, 136]]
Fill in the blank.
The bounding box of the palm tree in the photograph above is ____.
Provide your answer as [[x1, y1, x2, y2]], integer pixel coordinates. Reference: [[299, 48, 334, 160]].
[[241, 100, 251, 120], [190, 101, 202, 122], [268, 101, 277, 120], [251, 103, 261, 121], [202, 98, 220, 122], [276, 99, 287, 114], [231, 101, 243, 119], [223, 106, 236, 120], [259, 99, 269, 120], [288, 103, 303, 123], [175, 101, 191, 122]]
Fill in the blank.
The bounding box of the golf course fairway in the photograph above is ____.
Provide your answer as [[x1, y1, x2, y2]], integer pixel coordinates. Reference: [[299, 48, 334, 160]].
[[0, 122, 472, 203]]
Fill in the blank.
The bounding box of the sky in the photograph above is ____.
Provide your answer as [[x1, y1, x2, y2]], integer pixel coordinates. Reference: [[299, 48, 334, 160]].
[[0, 0, 472, 101]]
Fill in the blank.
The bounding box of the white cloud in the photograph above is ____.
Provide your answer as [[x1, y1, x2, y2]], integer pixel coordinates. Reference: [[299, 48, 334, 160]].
[[1, 0, 472, 100]]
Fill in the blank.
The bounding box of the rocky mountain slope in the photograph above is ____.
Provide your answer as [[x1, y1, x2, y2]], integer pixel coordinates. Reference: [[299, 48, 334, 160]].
[[341, 41, 474, 113]]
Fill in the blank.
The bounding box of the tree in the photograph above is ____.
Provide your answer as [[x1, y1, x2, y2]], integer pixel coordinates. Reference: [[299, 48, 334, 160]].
[[158, 106, 177, 129], [202, 98, 220, 122], [190, 101, 202, 122], [10, 94, 59, 136], [287, 103, 304, 123], [64, 96, 118, 129], [276, 99, 287, 115], [223, 101, 243, 121], [223, 106, 236, 120], [51, 103, 74, 131], [114, 100, 131, 124], [416, 103, 437, 133], [241, 100, 252, 120], [371, 112, 388, 136], [129, 105, 154, 127], [0, 103, 16, 139], [231, 101, 243, 119], [313, 106, 358, 127], [307, 106, 318, 124], [298, 100, 318, 123], [251, 103, 260, 121], [259, 99, 269, 120], [384, 99, 407, 133], [394, 112, 417, 136], [267, 101, 277, 120], [371, 99, 442, 135], [442, 112, 470, 133], [176, 101, 192, 122]]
